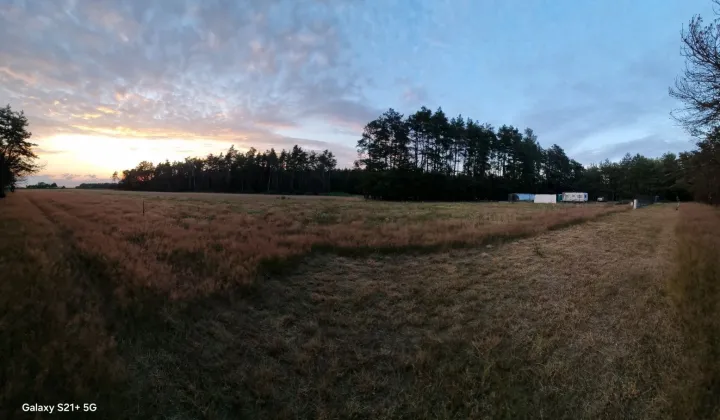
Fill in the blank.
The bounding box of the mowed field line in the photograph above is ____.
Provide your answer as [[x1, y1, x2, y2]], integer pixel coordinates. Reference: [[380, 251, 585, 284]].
[[10, 190, 627, 300], [135, 206, 688, 419], [1, 194, 685, 419]]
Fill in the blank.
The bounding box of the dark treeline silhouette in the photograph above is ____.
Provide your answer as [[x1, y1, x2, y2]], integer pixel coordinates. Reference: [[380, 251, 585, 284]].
[[25, 181, 60, 189], [112, 109, 696, 202], [355, 107, 694, 201], [110, 105, 706, 202], [76, 182, 117, 189], [116, 145, 368, 195]]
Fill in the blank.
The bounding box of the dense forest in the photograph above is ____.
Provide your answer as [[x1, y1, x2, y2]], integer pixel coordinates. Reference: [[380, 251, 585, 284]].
[[353, 107, 694, 201], [112, 109, 697, 202], [113, 146, 365, 196]]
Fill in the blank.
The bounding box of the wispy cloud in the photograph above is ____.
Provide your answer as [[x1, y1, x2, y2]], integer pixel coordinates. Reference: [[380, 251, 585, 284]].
[[34, 147, 67, 155], [0, 0, 376, 150], [572, 135, 694, 165], [60, 173, 82, 180], [401, 86, 429, 106], [0, 0, 702, 170]]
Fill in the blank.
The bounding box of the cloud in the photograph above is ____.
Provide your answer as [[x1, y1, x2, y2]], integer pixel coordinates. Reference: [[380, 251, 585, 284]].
[[303, 98, 381, 132], [572, 135, 694, 165], [0, 0, 375, 159], [0, 66, 36, 85], [521, 100, 646, 145], [515, 47, 687, 158], [61, 173, 83, 180], [96, 106, 117, 114], [2, 0, 689, 170], [401, 86, 429, 106], [34, 147, 67, 155]]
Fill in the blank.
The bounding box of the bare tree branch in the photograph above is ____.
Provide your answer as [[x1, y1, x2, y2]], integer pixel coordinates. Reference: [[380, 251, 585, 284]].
[[670, 2, 720, 134]]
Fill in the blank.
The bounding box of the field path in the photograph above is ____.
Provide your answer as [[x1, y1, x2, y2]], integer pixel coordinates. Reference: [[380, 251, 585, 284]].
[[1, 193, 687, 419], [146, 206, 687, 419]]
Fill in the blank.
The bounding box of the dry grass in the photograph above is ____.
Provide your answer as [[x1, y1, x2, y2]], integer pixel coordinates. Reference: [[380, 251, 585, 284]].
[[0, 192, 125, 418], [147, 206, 683, 419], [667, 203, 720, 419], [2, 191, 705, 419], [12, 190, 624, 300]]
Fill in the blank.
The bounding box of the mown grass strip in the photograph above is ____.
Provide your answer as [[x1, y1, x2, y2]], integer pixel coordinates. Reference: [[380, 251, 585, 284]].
[[256, 206, 629, 278]]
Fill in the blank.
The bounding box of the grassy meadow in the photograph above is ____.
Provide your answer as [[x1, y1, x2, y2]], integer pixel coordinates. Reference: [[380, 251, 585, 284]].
[[9, 190, 623, 299], [668, 204, 720, 418], [0, 190, 717, 418]]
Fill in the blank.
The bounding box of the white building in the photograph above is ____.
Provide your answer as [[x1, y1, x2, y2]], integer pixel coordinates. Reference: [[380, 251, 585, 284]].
[[534, 194, 557, 204], [562, 192, 588, 202]]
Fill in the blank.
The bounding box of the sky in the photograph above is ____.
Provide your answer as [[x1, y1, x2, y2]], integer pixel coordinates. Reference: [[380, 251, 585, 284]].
[[0, 0, 714, 187]]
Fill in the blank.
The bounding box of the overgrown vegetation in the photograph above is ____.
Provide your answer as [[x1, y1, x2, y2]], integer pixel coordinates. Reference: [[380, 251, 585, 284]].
[[668, 203, 720, 418], [0, 193, 124, 418]]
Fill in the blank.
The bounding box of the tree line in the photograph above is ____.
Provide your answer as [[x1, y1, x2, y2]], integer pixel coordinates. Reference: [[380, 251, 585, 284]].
[[108, 119, 693, 203], [354, 107, 696, 201], [25, 181, 62, 189], [113, 146, 366, 195], [0, 101, 711, 203]]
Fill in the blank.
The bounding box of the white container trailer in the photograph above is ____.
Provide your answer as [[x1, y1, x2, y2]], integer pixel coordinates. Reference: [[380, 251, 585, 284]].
[[534, 194, 557, 204], [562, 192, 588, 202]]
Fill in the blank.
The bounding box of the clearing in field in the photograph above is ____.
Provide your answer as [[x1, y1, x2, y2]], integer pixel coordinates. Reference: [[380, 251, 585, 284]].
[[0, 190, 705, 419]]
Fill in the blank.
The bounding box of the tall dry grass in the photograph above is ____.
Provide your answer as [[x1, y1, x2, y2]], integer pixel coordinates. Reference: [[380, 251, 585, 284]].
[[669, 203, 720, 419], [16, 190, 626, 300], [117, 203, 684, 419], [0, 193, 125, 418], [1, 191, 691, 419]]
